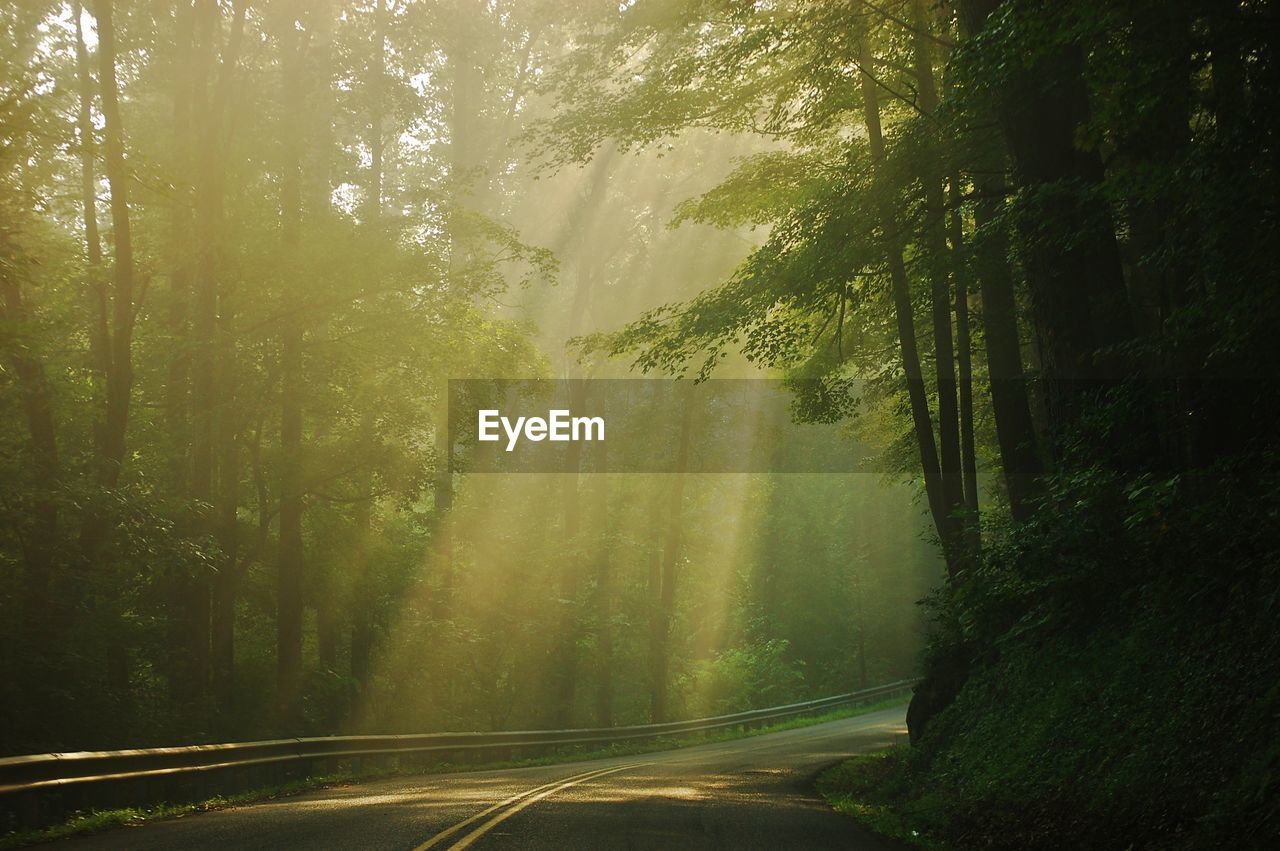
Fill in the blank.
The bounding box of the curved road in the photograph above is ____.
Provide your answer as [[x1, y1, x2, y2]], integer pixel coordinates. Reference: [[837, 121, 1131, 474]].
[[53, 706, 908, 850]]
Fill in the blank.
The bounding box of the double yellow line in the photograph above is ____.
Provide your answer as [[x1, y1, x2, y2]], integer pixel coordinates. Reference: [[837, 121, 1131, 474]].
[[412, 761, 649, 851]]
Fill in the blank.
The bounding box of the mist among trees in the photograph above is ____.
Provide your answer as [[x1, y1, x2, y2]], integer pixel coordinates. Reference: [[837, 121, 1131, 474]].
[[0, 1, 938, 753]]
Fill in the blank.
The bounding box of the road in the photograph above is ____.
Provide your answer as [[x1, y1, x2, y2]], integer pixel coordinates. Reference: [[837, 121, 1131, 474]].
[[52, 706, 909, 850]]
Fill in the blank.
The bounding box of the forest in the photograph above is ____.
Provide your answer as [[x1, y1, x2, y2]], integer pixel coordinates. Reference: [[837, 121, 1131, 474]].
[[2, 0, 1278, 848]]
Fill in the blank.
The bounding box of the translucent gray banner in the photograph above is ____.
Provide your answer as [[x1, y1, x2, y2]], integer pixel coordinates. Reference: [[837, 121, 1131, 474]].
[[446, 378, 878, 474]]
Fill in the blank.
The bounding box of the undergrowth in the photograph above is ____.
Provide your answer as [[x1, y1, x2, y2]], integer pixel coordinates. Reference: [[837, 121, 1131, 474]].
[[819, 456, 1280, 850]]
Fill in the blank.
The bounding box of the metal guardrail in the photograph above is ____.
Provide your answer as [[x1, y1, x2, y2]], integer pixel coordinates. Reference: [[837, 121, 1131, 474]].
[[0, 679, 915, 833]]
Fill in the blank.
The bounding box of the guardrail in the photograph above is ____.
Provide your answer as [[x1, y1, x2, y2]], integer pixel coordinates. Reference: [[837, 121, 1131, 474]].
[[0, 679, 914, 833]]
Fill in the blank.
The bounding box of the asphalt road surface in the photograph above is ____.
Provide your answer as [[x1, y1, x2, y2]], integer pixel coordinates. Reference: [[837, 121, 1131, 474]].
[[52, 706, 910, 850]]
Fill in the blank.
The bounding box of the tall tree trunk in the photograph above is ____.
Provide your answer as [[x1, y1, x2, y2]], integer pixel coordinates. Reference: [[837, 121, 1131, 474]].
[[1121, 0, 1191, 347], [178, 0, 221, 728], [165, 0, 194, 499], [73, 1, 108, 397], [1118, 1, 1193, 467], [88, 0, 137, 703], [91, 0, 135, 490], [949, 7, 1043, 520], [161, 4, 196, 717], [211, 313, 241, 726], [205, 0, 248, 723], [60, 0, 101, 633], [970, 173, 1043, 519], [0, 276, 59, 644], [592, 437, 614, 727], [433, 18, 484, 610], [856, 32, 958, 579], [548, 195, 609, 725], [305, 2, 340, 717], [349, 456, 376, 718], [278, 320, 304, 726], [352, 1, 386, 706], [276, 2, 308, 728], [432, 390, 454, 610], [959, 0, 1134, 449], [0, 15, 63, 712], [211, 415, 238, 722], [948, 173, 980, 548], [588, 389, 609, 726], [649, 384, 692, 724], [910, 0, 965, 558], [551, 380, 589, 727]]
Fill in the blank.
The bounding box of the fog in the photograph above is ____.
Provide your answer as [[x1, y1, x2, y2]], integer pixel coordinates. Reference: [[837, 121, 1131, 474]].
[[0, 1, 940, 753]]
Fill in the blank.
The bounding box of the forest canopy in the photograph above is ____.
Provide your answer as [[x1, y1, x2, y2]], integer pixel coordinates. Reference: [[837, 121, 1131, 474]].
[[0, 0, 941, 755]]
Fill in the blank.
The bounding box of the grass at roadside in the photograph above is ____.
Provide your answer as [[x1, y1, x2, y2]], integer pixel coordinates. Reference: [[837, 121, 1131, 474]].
[[2, 696, 908, 849], [817, 747, 944, 850], [0, 776, 343, 851]]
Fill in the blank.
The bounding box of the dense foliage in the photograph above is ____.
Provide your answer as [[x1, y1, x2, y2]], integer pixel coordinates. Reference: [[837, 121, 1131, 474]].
[[538, 0, 1280, 847], [0, 0, 938, 760]]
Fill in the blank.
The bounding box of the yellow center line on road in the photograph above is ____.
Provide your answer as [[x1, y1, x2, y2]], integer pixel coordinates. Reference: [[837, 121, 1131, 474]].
[[411, 762, 649, 851], [445, 762, 650, 850]]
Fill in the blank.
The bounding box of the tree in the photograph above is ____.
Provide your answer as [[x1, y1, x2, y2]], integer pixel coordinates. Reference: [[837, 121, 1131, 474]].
[[89, 0, 135, 491]]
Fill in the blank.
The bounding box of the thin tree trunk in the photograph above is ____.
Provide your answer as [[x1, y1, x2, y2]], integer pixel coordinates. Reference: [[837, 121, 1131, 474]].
[[178, 0, 222, 727], [91, 0, 135, 490], [432, 391, 454, 610], [549, 216, 609, 725], [349, 455, 376, 715], [60, 0, 101, 632], [1119, 1, 1193, 468], [856, 33, 958, 578], [307, 2, 339, 720], [211, 415, 238, 722], [88, 0, 137, 703], [551, 379, 589, 727], [73, 1, 108, 397], [278, 320, 304, 726], [649, 384, 692, 723], [592, 437, 614, 727], [352, 0, 385, 700], [205, 0, 248, 723], [0, 0, 64, 690], [947, 7, 1043, 520], [347, 1, 385, 713], [158, 0, 197, 720], [948, 173, 980, 548], [165, 0, 195, 501], [965, 154, 1043, 517], [972, 185, 1043, 519], [433, 20, 483, 610], [0, 276, 59, 642], [910, 0, 965, 557], [855, 577, 869, 690], [276, 2, 307, 728], [644, 475, 665, 721]]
